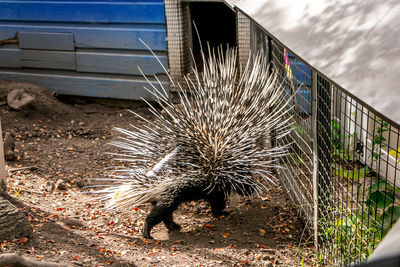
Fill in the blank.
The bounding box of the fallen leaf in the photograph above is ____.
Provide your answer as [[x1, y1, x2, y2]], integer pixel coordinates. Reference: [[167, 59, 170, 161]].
[[71, 255, 80, 261], [142, 238, 153, 244], [18, 237, 28, 244], [259, 229, 266, 236]]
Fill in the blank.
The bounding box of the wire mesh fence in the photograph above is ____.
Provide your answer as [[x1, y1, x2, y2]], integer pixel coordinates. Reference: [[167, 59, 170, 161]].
[[246, 14, 400, 266]]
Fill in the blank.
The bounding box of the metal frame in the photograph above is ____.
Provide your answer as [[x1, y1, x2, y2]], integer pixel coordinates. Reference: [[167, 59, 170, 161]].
[[164, 0, 192, 91], [165, 0, 241, 91], [235, 8, 400, 266]]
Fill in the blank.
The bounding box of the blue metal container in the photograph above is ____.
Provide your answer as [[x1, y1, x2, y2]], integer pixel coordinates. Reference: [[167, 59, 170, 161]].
[[286, 52, 312, 114], [0, 0, 168, 100]]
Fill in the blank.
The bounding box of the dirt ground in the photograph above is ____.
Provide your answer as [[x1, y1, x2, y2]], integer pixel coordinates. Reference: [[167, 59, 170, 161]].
[[0, 81, 315, 266]]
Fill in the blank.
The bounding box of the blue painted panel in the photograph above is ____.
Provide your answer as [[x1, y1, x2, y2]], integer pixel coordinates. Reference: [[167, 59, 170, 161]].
[[76, 50, 168, 76], [0, 2, 166, 24], [19, 32, 75, 51], [289, 60, 311, 86], [0, 24, 166, 51], [0, 70, 169, 101], [287, 53, 311, 86], [20, 50, 76, 70], [0, 0, 169, 99], [284, 52, 312, 114], [75, 28, 166, 51], [0, 45, 20, 68], [0, 46, 168, 75], [285, 88, 312, 114]]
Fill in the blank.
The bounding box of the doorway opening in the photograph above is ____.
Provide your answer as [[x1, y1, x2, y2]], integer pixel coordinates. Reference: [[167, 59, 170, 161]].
[[188, 2, 237, 71]]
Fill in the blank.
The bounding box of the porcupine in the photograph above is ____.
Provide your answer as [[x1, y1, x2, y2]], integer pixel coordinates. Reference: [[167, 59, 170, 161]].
[[97, 45, 293, 239]]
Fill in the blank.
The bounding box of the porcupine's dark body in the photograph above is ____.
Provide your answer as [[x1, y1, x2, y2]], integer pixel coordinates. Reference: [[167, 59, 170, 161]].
[[98, 47, 293, 239], [143, 178, 227, 238], [143, 175, 253, 238]]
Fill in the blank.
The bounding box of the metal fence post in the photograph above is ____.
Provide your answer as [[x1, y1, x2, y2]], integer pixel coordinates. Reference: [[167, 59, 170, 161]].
[[237, 10, 251, 73], [317, 76, 332, 208], [312, 72, 332, 250], [311, 71, 319, 248]]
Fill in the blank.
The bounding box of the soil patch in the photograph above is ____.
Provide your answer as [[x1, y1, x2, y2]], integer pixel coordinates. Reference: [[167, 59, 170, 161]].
[[1, 81, 314, 266]]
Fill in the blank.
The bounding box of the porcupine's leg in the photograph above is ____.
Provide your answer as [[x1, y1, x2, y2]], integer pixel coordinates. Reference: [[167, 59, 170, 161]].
[[143, 202, 180, 239], [208, 190, 229, 217], [163, 213, 181, 231], [143, 206, 166, 239]]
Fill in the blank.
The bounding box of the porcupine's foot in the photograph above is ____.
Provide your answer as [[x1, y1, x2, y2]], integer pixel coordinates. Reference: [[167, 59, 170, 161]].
[[209, 192, 229, 217], [142, 220, 154, 239], [163, 213, 181, 231], [212, 210, 230, 217]]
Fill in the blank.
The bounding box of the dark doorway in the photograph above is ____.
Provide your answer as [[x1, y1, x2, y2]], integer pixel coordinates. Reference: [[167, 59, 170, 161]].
[[189, 2, 237, 69]]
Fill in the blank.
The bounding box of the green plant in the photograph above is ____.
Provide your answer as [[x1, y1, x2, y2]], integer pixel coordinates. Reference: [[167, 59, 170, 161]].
[[331, 119, 366, 180], [365, 180, 400, 231], [371, 119, 388, 161], [331, 119, 342, 150], [292, 124, 307, 135], [324, 118, 400, 264], [331, 119, 359, 162], [322, 180, 400, 264], [322, 207, 379, 264], [333, 164, 369, 180]]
